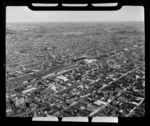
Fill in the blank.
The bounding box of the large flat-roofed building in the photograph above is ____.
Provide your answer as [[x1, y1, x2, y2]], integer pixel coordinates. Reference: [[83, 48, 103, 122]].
[[56, 75, 69, 82], [42, 73, 55, 79], [22, 87, 37, 94]]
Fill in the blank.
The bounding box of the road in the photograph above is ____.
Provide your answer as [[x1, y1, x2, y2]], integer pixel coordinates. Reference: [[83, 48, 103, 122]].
[[10, 106, 47, 117]]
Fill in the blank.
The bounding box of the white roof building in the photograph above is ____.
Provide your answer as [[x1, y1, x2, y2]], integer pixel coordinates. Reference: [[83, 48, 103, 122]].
[[56, 75, 69, 81], [84, 59, 96, 63], [94, 100, 107, 106], [22, 87, 37, 94]]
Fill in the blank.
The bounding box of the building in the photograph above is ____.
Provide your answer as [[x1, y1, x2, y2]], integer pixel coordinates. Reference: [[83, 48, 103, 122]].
[[14, 97, 28, 106], [22, 87, 37, 94], [56, 75, 69, 82]]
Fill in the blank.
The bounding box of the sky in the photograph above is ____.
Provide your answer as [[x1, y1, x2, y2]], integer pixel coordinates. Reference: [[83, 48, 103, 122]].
[[6, 6, 144, 23]]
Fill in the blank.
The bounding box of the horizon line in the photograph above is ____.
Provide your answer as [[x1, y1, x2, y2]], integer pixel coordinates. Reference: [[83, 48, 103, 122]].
[[6, 20, 144, 24]]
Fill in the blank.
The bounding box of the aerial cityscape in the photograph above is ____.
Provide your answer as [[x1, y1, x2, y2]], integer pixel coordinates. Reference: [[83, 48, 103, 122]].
[[6, 21, 145, 117]]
